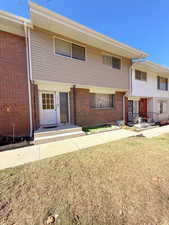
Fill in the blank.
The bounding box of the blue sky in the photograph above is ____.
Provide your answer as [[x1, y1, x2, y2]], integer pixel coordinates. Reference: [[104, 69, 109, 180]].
[[1, 0, 169, 67]]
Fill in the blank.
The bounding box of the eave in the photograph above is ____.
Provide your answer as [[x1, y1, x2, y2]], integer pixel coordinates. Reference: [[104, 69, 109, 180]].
[[29, 1, 148, 59]]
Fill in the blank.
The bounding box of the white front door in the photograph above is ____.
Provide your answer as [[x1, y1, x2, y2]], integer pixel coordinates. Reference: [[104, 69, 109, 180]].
[[39, 91, 58, 125]]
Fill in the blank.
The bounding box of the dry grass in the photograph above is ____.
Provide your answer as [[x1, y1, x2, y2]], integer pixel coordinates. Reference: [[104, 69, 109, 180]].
[[1, 134, 169, 225]]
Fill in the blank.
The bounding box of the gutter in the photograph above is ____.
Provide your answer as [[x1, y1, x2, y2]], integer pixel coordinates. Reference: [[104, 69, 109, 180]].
[[24, 22, 33, 138]]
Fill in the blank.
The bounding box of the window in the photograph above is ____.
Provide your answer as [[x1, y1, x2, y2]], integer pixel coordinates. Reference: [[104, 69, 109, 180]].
[[103, 55, 121, 70], [135, 70, 147, 81], [157, 76, 168, 91], [55, 38, 85, 61], [42, 93, 54, 110], [72, 44, 85, 61], [159, 101, 167, 114], [90, 93, 114, 108]]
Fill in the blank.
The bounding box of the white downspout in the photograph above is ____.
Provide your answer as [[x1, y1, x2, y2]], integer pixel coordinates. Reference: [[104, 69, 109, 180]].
[[123, 63, 133, 122], [24, 22, 33, 138]]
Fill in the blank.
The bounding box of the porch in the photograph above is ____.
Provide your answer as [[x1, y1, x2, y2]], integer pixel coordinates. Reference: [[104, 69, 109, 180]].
[[126, 97, 160, 128]]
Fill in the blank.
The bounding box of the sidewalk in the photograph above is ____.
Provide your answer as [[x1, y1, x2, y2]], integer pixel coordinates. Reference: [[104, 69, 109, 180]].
[[0, 129, 136, 170], [1, 125, 169, 170], [140, 125, 169, 138]]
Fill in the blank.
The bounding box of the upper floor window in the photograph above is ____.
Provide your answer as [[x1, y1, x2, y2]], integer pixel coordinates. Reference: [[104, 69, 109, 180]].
[[157, 76, 168, 91], [90, 93, 114, 109], [55, 38, 85, 61], [103, 55, 121, 70], [135, 70, 147, 81]]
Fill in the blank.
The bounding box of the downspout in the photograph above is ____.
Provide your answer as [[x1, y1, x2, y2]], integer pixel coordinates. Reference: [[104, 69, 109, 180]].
[[123, 61, 135, 123], [24, 22, 33, 138]]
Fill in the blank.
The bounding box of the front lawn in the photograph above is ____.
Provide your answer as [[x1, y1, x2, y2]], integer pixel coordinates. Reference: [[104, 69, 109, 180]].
[[1, 134, 169, 225]]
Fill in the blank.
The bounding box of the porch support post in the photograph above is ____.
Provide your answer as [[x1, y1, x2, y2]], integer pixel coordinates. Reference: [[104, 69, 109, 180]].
[[73, 85, 77, 125]]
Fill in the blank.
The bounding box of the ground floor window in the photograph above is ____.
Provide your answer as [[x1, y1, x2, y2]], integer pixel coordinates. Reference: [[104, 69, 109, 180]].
[[158, 101, 167, 114], [90, 93, 114, 109]]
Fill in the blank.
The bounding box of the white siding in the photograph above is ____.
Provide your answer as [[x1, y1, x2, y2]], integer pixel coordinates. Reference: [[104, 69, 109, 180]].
[[132, 69, 169, 98]]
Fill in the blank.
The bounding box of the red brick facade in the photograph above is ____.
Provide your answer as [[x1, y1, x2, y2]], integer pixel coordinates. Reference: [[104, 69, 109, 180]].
[[31, 83, 40, 131], [0, 31, 30, 136], [70, 88, 125, 127]]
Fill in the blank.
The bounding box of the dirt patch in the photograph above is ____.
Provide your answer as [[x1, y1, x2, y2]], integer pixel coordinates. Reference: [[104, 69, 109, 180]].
[[1, 135, 169, 224]]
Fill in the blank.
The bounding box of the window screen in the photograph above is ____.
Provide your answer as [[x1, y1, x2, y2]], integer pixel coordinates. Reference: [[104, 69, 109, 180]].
[[90, 93, 114, 108], [112, 56, 121, 70], [103, 55, 121, 70], [72, 44, 85, 61], [55, 38, 71, 57], [135, 70, 147, 81]]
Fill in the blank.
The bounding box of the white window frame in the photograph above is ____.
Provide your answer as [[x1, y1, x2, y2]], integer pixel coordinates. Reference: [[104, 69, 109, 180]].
[[158, 101, 167, 114], [135, 69, 147, 82], [53, 36, 86, 61], [102, 52, 122, 71]]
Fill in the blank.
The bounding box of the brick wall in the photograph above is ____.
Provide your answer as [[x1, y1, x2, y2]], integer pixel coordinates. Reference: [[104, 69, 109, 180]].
[[0, 31, 30, 136], [70, 88, 125, 127], [31, 83, 40, 131]]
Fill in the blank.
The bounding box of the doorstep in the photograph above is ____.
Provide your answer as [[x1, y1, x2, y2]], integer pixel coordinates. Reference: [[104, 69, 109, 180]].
[[34, 125, 85, 145]]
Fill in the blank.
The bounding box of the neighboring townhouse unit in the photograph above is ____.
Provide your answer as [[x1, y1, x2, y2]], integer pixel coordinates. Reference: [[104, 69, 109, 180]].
[[0, 11, 33, 139], [126, 61, 169, 123], [29, 2, 147, 131]]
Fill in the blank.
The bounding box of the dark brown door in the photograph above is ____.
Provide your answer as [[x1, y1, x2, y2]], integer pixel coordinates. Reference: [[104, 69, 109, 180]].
[[139, 98, 147, 118]]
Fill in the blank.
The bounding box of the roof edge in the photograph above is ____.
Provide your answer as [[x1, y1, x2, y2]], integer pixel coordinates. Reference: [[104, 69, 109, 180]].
[[0, 10, 32, 27], [29, 1, 148, 59]]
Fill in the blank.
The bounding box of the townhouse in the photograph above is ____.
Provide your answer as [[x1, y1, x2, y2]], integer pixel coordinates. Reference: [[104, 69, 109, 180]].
[[1, 1, 169, 142], [28, 2, 147, 133], [125, 61, 169, 124]]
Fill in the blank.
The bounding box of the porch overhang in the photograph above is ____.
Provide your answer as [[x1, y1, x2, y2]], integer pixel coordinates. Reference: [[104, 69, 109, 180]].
[[29, 2, 148, 59], [34, 80, 127, 94]]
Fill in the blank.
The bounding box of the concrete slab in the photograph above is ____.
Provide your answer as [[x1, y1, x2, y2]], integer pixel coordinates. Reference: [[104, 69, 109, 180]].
[[0, 129, 136, 170], [0, 145, 39, 170], [140, 125, 169, 138]]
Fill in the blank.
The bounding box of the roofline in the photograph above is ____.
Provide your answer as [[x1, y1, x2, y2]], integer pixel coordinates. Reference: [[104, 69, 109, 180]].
[[29, 1, 148, 59], [133, 60, 169, 74], [0, 10, 32, 27]]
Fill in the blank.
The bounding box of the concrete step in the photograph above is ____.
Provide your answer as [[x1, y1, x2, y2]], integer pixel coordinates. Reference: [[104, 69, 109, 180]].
[[34, 130, 85, 145], [34, 127, 83, 138]]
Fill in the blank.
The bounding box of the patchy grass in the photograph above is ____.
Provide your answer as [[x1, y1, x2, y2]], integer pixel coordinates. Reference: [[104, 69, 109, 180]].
[[1, 134, 169, 225]]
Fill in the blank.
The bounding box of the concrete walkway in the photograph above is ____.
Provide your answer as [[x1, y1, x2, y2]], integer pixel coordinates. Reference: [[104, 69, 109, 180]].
[[0, 129, 136, 170], [1, 125, 169, 170], [140, 125, 169, 138]]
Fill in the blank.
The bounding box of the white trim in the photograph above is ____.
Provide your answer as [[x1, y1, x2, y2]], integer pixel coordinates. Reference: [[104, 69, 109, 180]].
[[28, 28, 33, 80], [24, 23, 33, 138], [133, 61, 169, 75], [0, 10, 32, 27]]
